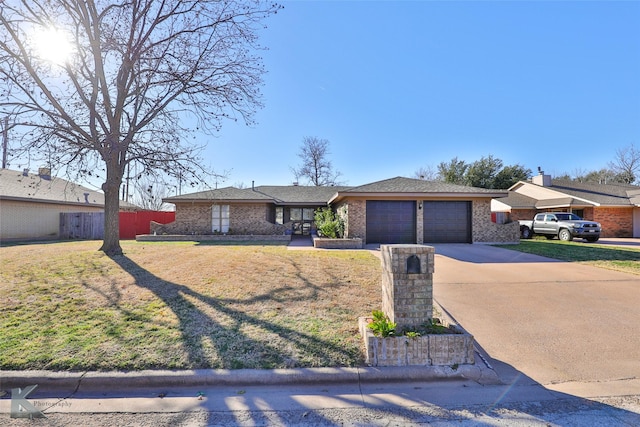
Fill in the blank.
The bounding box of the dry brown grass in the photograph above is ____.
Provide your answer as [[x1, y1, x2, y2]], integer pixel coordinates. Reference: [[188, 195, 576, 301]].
[[0, 240, 381, 371]]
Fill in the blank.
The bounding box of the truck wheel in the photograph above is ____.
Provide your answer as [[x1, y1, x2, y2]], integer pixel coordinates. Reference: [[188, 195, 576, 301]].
[[558, 229, 573, 241], [520, 226, 532, 239]]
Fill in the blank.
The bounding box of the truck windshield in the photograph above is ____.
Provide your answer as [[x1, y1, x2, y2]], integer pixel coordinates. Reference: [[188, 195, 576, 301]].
[[555, 213, 582, 221]]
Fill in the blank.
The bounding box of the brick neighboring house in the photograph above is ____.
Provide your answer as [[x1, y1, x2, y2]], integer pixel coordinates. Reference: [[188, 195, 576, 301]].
[[492, 173, 640, 238], [158, 176, 518, 244]]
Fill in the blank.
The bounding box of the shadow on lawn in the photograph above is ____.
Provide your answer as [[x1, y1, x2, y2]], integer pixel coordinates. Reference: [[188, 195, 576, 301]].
[[108, 254, 359, 369]]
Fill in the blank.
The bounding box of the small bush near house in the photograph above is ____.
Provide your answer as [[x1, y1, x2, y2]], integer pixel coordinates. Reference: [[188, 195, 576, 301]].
[[314, 207, 344, 238]]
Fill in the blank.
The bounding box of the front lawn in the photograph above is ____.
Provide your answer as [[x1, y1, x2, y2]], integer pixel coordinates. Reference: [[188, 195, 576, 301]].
[[0, 241, 381, 371], [495, 239, 640, 275]]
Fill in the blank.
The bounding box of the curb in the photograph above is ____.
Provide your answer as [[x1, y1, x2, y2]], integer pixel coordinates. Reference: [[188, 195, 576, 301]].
[[1, 364, 501, 392]]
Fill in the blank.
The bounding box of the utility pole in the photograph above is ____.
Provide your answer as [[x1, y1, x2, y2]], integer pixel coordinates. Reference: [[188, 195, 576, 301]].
[[1, 116, 8, 169]]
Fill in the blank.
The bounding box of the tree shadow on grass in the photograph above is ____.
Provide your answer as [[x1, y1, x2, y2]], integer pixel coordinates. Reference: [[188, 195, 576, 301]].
[[108, 254, 362, 370]]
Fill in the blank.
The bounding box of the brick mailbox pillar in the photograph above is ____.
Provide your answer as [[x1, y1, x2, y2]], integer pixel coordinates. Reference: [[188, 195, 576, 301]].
[[380, 244, 435, 331]]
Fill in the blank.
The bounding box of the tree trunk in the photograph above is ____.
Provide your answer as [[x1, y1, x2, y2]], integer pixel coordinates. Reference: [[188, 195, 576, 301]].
[[99, 166, 123, 256]]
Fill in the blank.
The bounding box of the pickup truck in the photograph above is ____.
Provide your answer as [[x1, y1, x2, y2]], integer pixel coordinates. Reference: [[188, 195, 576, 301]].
[[519, 212, 601, 242]]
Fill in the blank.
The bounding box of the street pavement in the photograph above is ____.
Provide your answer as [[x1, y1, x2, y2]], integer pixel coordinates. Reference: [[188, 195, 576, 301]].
[[2, 241, 639, 425]]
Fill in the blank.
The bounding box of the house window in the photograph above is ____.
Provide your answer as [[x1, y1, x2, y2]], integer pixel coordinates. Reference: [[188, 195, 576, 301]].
[[212, 204, 229, 233], [290, 208, 315, 221], [275, 207, 284, 225]]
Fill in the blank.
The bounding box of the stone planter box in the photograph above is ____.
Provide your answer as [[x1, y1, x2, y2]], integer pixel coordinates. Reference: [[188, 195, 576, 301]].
[[359, 317, 475, 367], [312, 236, 363, 249]]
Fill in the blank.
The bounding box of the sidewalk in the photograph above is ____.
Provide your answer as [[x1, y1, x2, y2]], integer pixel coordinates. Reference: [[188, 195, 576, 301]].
[[2, 371, 639, 426]]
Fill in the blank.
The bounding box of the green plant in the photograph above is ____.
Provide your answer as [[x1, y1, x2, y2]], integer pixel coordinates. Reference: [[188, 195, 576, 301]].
[[367, 310, 396, 337], [314, 207, 344, 238], [405, 331, 421, 339]]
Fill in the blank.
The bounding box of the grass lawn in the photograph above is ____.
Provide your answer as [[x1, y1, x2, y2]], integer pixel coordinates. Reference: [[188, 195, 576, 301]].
[[495, 238, 640, 275], [0, 241, 381, 371]]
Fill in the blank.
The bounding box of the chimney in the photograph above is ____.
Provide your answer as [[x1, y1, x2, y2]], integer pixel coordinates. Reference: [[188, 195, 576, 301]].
[[532, 167, 552, 187], [38, 167, 51, 180], [22, 168, 29, 176], [252, 180, 254, 191], [293, 181, 299, 186], [83, 192, 90, 204]]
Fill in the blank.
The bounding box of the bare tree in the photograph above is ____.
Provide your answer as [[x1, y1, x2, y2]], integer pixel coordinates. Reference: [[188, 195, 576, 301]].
[[130, 175, 173, 211], [291, 136, 342, 186], [413, 165, 438, 181], [0, 0, 281, 255], [609, 143, 640, 184]]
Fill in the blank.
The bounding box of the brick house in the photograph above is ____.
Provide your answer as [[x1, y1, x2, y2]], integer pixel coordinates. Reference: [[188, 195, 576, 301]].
[[492, 173, 640, 238], [158, 177, 518, 244]]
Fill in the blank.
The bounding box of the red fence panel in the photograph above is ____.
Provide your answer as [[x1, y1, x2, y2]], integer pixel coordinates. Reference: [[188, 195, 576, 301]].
[[119, 211, 175, 239]]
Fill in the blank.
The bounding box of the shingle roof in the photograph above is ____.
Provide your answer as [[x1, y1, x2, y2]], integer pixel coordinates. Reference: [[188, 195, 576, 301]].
[[503, 178, 640, 208], [253, 185, 349, 204], [163, 185, 350, 204], [164, 186, 273, 202], [165, 176, 508, 206], [495, 192, 537, 209], [549, 179, 638, 206], [1, 168, 105, 206], [338, 177, 507, 196]]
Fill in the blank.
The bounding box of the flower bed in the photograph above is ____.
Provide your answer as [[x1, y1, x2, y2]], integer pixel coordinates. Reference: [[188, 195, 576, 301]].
[[358, 317, 475, 367], [312, 236, 363, 249]]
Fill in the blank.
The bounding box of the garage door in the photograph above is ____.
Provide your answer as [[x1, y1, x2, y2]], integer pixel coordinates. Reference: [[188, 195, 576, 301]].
[[423, 201, 471, 243], [366, 201, 416, 244]]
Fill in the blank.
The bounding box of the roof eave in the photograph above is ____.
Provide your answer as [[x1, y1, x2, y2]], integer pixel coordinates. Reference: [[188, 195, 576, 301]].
[[163, 198, 274, 204], [0, 195, 104, 207]]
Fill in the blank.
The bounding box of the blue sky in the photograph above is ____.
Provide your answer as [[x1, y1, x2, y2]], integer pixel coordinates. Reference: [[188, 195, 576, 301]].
[[204, 0, 640, 188]]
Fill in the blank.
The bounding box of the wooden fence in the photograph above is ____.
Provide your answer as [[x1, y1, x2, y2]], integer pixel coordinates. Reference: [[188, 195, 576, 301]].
[[59, 212, 105, 239], [60, 211, 175, 240]]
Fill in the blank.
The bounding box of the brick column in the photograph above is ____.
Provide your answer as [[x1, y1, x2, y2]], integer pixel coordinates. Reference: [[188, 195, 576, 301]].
[[380, 244, 435, 331]]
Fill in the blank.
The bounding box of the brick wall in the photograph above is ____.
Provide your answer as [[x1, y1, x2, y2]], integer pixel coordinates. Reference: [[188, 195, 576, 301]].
[[380, 244, 435, 330], [338, 199, 366, 241], [472, 200, 520, 243], [151, 202, 285, 235], [594, 207, 634, 238], [230, 204, 284, 235], [509, 209, 538, 222]]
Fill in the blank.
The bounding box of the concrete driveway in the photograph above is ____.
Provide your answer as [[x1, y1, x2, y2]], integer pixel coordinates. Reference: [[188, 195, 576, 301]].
[[432, 244, 640, 398]]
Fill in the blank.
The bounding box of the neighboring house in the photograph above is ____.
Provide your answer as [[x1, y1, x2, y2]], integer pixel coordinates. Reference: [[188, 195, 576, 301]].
[[0, 167, 136, 241], [492, 172, 640, 238], [159, 176, 517, 244]]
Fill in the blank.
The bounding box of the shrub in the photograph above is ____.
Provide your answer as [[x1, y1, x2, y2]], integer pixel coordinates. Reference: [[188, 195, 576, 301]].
[[314, 207, 344, 238], [367, 310, 396, 337]]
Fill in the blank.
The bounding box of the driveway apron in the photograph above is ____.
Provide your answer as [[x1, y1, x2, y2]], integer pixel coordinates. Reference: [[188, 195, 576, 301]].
[[432, 244, 640, 393]]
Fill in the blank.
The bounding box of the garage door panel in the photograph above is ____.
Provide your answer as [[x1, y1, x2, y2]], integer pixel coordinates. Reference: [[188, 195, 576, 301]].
[[366, 201, 416, 244], [423, 201, 471, 243]]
